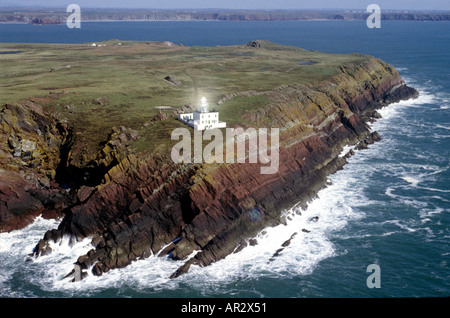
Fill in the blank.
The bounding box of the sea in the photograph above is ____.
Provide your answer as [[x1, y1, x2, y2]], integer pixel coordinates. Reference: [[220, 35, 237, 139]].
[[0, 20, 449, 298]]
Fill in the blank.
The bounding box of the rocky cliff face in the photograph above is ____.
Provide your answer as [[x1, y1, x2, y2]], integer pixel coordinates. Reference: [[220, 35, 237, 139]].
[[2, 57, 418, 280], [0, 97, 73, 232]]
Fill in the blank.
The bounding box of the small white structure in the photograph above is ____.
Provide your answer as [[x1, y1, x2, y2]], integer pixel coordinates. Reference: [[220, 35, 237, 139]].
[[178, 97, 226, 131]]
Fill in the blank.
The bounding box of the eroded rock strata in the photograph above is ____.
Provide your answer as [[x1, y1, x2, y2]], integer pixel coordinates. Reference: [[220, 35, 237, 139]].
[[0, 98, 73, 232], [1, 55, 418, 280]]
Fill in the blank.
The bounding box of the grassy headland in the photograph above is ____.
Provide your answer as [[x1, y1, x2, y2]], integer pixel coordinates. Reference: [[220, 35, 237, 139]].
[[1, 40, 370, 158]]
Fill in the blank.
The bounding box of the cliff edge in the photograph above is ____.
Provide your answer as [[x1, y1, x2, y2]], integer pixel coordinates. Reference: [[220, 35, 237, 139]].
[[0, 42, 418, 281]]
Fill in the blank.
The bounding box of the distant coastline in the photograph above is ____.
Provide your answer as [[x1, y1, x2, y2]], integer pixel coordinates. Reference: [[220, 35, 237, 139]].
[[1, 8, 450, 24]]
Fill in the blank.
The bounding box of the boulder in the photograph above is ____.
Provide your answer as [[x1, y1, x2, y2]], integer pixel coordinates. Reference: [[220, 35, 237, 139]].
[[164, 75, 181, 86]]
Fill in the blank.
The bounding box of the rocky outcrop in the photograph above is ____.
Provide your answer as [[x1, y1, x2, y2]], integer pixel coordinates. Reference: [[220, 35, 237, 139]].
[[27, 56, 418, 280], [0, 99, 73, 232], [0, 98, 140, 233], [217, 89, 268, 105], [164, 75, 182, 86]]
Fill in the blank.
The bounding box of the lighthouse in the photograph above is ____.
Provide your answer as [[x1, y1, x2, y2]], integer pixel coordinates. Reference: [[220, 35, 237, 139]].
[[178, 97, 226, 131], [199, 96, 209, 113]]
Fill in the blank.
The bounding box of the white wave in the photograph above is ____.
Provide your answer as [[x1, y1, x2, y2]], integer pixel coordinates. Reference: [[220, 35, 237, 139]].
[[436, 124, 450, 131], [383, 220, 417, 233], [429, 195, 450, 203], [401, 176, 420, 187], [0, 216, 62, 297], [384, 163, 448, 198], [0, 216, 59, 254], [385, 186, 399, 199], [385, 186, 432, 209], [419, 206, 445, 221], [338, 230, 397, 240], [432, 133, 450, 139], [339, 145, 355, 157], [48, 249, 186, 295], [375, 89, 434, 121], [429, 91, 450, 110], [419, 186, 450, 194]]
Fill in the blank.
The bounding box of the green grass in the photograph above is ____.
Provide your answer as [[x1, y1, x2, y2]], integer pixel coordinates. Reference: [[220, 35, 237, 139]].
[[219, 95, 273, 127], [0, 40, 370, 160]]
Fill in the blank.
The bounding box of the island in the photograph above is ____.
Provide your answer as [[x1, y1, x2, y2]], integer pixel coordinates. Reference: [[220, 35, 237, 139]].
[[0, 40, 418, 280]]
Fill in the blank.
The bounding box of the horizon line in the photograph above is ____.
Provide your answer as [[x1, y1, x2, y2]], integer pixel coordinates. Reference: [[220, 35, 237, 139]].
[[1, 7, 450, 12]]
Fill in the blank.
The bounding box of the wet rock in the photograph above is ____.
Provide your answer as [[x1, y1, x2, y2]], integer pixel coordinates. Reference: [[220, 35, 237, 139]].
[[233, 239, 248, 254], [249, 238, 258, 246], [64, 264, 88, 282], [343, 149, 355, 159], [268, 233, 297, 261], [355, 131, 382, 150], [270, 248, 284, 260], [281, 232, 297, 247], [371, 110, 382, 119], [33, 239, 52, 257], [91, 234, 105, 248]]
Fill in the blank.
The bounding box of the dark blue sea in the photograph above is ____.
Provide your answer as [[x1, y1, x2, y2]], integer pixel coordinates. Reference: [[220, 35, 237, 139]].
[[0, 20, 449, 298]]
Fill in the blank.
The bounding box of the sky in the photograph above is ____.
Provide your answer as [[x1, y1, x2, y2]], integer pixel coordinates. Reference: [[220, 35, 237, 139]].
[[0, 0, 448, 10]]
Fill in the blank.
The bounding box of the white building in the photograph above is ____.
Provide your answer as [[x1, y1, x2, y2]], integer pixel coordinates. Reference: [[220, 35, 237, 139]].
[[178, 97, 226, 131]]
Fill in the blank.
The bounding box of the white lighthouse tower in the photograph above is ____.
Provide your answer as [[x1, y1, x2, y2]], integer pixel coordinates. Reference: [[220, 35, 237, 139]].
[[199, 96, 209, 113], [178, 96, 226, 131]]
